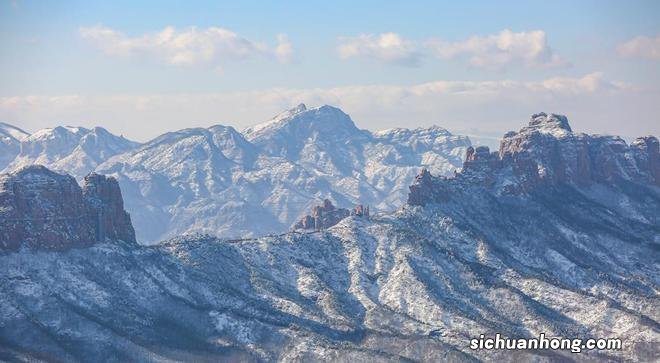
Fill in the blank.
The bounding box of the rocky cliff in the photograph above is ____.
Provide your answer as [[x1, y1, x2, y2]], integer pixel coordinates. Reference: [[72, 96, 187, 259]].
[[82, 172, 136, 244], [0, 114, 658, 361], [409, 112, 660, 205], [293, 199, 370, 230], [0, 165, 136, 252]]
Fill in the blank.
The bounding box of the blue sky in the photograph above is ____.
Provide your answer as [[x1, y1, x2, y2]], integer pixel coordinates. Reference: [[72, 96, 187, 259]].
[[1, 1, 659, 141]]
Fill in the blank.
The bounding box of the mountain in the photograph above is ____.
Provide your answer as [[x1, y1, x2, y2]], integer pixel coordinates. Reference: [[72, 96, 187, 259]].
[[0, 122, 29, 171], [1, 114, 657, 361], [2, 125, 140, 179], [95, 124, 280, 243], [243, 104, 372, 173], [97, 104, 470, 243]]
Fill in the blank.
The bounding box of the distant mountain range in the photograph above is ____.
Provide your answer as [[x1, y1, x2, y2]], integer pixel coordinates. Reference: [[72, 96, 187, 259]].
[[0, 112, 657, 361], [1, 124, 139, 178], [1, 104, 471, 243]]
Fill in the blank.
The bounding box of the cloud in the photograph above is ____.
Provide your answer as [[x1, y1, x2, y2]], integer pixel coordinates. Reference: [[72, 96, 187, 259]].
[[79, 25, 293, 66], [274, 34, 294, 64], [337, 33, 422, 66], [337, 29, 566, 70], [425, 29, 566, 70], [618, 34, 660, 60], [2, 73, 649, 142]]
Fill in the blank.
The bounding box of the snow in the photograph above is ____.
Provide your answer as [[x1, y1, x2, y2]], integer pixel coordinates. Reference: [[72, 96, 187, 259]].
[[2, 125, 139, 179], [90, 105, 470, 243], [0, 122, 29, 141], [1, 110, 657, 361], [0, 106, 470, 245], [2, 185, 657, 361]]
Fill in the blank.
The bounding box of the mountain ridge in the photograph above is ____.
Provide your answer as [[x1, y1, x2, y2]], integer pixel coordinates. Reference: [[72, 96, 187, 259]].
[[90, 104, 471, 243], [0, 113, 657, 361], [2, 125, 140, 179]]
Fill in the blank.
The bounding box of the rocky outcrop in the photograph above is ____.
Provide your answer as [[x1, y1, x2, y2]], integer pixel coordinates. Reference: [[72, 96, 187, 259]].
[[631, 136, 660, 185], [408, 169, 436, 205], [83, 172, 136, 244], [293, 199, 369, 230], [351, 204, 370, 217], [0, 165, 136, 252], [409, 113, 660, 205]]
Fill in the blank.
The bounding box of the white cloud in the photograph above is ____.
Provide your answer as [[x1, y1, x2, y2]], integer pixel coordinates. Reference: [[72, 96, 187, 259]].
[[337, 29, 566, 70], [79, 25, 293, 66], [618, 34, 660, 60], [274, 34, 294, 64], [425, 29, 566, 70], [2, 73, 649, 142], [337, 33, 422, 66]]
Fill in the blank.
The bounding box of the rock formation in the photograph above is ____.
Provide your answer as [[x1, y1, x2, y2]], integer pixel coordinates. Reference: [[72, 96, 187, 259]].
[[83, 172, 136, 244], [350, 204, 370, 217], [0, 114, 657, 362], [293, 199, 369, 230], [0, 165, 136, 252], [409, 112, 660, 205]]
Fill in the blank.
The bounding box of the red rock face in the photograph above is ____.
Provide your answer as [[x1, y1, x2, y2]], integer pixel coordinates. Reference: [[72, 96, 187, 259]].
[[293, 199, 368, 230], [408, 113, 660, 205], [83, 173, 136, 244], [0, 165, 136, 252], [351, 204, 370, 217]]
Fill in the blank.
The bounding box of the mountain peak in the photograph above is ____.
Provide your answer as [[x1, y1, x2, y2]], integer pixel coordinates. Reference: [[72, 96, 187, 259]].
[[271, 102, 308, 121], [291, 103, 307, 113], [243, 104, 361, 143], [5, 125, 139, 179], [409, 113, 659, 205], [525, 112, 572, 135]]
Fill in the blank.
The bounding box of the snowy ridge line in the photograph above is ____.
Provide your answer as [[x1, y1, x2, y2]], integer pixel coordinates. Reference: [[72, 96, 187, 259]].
[[91, 104, 471, 243], [0, 104, 471, 244], [0, 111, 657, 361]]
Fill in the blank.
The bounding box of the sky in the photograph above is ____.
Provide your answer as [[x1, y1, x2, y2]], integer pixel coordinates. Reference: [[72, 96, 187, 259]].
[[1, 0, 659, 142]]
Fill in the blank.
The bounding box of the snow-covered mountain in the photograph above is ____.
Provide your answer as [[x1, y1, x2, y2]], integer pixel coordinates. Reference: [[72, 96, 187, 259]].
[[1, 113, 657, 361], [0, 122, 29, 171], [96, 104, 470, 243], [2, 125, 140, 179]]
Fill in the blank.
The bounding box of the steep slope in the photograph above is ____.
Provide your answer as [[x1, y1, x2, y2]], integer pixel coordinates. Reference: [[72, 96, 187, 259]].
[[98, 105, 470, 243], [96, 125, 286, 243], [3, 126, 139, 179], [0, 166, 136, 251], [0, 122, 29, 171], [0, 113, 657, 362], [245, 105, 469, 209], [244, 104, 372, 175]]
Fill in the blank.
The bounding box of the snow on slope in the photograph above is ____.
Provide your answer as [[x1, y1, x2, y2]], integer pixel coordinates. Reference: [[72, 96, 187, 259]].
[[3, 125, 140, 179], [0, 114, 657, 361], [0, 122, 29, 171], [97, 104, 470, 243], [0, 122, 29, 141], [0, 178, 657, 361]]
